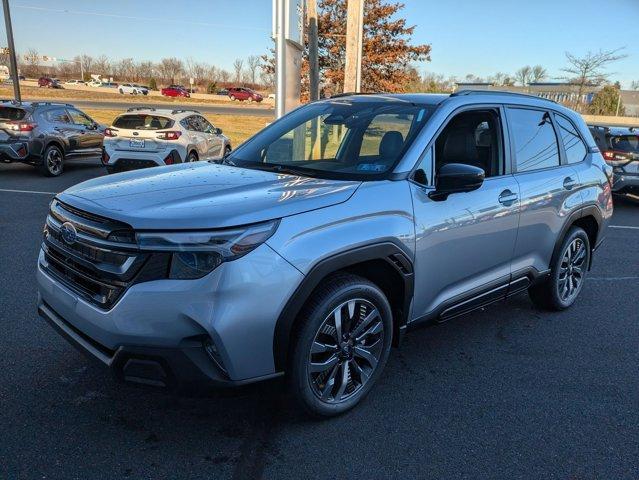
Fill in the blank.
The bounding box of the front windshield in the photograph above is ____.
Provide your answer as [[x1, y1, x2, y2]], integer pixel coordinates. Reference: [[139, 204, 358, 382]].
[[227, 99, 433, 180]]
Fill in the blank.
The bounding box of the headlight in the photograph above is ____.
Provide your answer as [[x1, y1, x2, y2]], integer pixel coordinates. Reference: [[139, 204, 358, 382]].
[[136, 220, 279, 279]]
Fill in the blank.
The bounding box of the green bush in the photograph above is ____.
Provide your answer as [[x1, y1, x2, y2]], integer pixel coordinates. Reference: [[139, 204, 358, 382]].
[[207, 81, 217, 94], [149, 78, 158, 91]]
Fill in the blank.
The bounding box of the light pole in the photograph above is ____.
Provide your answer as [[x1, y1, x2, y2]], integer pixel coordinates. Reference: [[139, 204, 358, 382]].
[[2, 0, 21, 102]]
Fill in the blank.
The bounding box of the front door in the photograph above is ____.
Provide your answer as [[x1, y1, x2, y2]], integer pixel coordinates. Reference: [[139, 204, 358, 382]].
[[410, 107, 520, 320], [67, 109, 102, 151]]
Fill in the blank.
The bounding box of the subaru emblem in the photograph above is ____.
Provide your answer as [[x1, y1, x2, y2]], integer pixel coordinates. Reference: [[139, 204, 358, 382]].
[[60, 222, 78, 245]]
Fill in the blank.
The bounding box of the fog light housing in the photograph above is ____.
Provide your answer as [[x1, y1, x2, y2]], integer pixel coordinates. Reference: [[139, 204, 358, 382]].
[[204, 338, 228, 376]]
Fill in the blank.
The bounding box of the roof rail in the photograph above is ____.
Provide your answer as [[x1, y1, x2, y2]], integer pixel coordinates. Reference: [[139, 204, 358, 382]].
[[171, 109, 201, 115], [30, 102, 75, 107], [450, 89, 557, 103], [126, 106, 156, 112], [329, 92, 377, 98]]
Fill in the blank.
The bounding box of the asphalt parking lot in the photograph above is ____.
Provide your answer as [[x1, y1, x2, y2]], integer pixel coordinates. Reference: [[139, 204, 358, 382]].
[[1, 158, 638, 480]]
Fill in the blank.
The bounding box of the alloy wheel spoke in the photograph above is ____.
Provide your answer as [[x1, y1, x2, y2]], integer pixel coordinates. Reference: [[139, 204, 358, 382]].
[[354, 345, 378, 369], [355, 320, 383, 344], [351, 359, 370, 384], [334, 361, 350, 401], [334, 309, 343, 342], [309, 353, 339, 373], [312, 341, 338, 354], [350, 308, 379, 339], [320, 364, 340, 400]]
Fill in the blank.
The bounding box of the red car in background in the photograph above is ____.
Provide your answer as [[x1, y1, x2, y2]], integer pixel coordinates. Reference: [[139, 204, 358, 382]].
[[38, 77, 63, 89], [161, 85, 190, 97], [228, 87, 263, 102]]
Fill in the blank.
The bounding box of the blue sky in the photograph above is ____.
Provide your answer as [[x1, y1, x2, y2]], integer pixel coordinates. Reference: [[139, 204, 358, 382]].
[[3, 0, 638, 87]]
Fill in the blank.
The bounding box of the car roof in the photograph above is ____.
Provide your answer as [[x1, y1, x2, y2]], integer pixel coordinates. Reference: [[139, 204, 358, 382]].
[[0, 100, 75, 110], [588, 124, 638, 136], [119, 107, 201, 119]]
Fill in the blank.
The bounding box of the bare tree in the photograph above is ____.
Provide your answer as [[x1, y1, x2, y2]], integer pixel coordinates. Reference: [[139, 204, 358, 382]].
[[219, 69, 231, 83], [233, 58, 244, 84], [531, 65, 547, 83], [93, 55, 111, 78], [631, 80, 639, 90], [157, 57, 184, 84], [246, 55, 260, 85], [515, 66, 532, 86], [561, 47, 627, 106], [23, 48, 40, 76], [136, 61, 155, 81], [185, 57, 208, 85]]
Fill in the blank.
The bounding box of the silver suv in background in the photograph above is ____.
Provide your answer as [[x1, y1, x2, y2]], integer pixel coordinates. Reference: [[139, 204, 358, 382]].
[[37, 91, 612, 416], [102, 108, 231, 173], [588, 124, 639, 195]]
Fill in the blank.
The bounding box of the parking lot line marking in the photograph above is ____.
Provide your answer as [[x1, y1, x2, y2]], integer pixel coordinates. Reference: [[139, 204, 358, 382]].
[[609, 225, 639, 230], [0, 188, 56, 195], [588, 276, 639, 281]]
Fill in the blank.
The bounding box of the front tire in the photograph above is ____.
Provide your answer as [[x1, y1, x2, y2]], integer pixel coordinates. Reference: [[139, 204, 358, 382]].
[[39, 145, 64, 177], [289, 274, 393, 417], [529, 226, 590, 311], [186, 150, 198, 163]]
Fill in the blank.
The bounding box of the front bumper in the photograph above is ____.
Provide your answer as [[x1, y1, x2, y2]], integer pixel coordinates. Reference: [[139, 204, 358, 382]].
[[37, 243, 304, 386]]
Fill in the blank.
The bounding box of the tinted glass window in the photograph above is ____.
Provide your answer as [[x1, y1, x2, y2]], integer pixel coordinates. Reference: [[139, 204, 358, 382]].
[[113, 114, 173, 130], [228, 101, 433, 179], [435, 109, 502, 177], [0, 107, 26, 120], [508, 108, 560, 172], [44, 108, 71, 124], [610, 135, 639, 153], [68, 109, 94, 127], [556, 115, 587, 164]]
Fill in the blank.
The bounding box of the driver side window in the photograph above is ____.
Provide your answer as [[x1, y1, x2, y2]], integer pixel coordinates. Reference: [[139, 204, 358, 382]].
[[434, 109, 503, 178]]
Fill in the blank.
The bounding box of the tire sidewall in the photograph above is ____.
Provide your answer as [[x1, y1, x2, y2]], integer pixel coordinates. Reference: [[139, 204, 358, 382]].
[[41, 145, 64, 177], [291, 279, 393, 417], [549, 227, 590, 309]]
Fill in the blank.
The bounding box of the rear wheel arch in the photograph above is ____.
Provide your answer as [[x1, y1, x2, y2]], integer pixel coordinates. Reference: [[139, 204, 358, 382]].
[[273, 242, 414, 372], [43, 139, 66, 157], [553, 206, 602, 270]]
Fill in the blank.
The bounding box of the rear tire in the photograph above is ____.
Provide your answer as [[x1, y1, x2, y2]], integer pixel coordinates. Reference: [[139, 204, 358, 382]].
[[119, 88, 123, 94], [528, 226, 590, 311], [39, 145, 64, 177], [289, 274, 393, 417], [230, 95, 236, 101], [186, 151, 198, 163]]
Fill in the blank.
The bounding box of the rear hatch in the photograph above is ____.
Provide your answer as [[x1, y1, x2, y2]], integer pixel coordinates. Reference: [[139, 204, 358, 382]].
[[0, 106, 31, 143], [109, 114, 174, 153]]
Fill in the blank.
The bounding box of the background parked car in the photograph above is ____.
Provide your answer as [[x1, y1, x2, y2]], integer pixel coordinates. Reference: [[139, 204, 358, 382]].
[[0, 100, 104, 176], [65, 79, 85, 85], [101, 82, 119, 89], [589, 124, 639, 194], [102, 107, 230, 173], [228, 87, 263, 102], [161, 85, 190, 98], [87, 80, 102, 87], [118, 83, 146, 95], [217, 88, 229, 96], [38, 77, 63, 89]]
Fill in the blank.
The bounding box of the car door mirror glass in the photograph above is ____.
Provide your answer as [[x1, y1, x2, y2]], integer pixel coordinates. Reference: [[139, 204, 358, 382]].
[[429, 163, 485, 201]]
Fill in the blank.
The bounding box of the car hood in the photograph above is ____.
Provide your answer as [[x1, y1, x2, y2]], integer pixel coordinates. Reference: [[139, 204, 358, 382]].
[[58, 162, 360, 230]]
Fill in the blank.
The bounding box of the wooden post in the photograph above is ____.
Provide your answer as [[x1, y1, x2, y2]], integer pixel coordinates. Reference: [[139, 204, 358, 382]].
[[343, 0, 364, 93]]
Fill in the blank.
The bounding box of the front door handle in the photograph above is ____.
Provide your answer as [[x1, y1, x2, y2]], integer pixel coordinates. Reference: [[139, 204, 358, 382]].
[[498, 189, 518, 205], [563, 176, 577, 190]]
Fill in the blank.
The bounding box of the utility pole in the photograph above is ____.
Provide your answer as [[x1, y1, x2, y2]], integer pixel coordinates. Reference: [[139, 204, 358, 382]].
[[308, 0, 319, 101], [343, 0, 364, 93], [275, 0, 287, 118], [2, 0, 21, 102]]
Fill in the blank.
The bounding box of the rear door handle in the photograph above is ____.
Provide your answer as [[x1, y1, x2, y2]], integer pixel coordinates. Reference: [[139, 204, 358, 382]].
[[563, 176, 577, 190], [498, 189, 518, 205]]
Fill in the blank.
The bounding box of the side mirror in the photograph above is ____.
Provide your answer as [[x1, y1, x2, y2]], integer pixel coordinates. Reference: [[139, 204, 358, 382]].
[[428, 163, 485, 201], [214, 127, 222, 135]]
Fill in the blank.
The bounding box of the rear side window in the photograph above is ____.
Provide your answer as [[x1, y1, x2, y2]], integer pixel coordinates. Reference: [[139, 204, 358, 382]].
[[555, 115, 587, 164], [0, 107, 27, 120], [113, 114, 173, 130], [508, 108, 560, 172], [43, 108, 71, 124]]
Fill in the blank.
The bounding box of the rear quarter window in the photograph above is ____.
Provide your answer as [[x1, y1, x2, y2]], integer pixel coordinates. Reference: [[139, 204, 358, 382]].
[[113, 114, 174, 130]]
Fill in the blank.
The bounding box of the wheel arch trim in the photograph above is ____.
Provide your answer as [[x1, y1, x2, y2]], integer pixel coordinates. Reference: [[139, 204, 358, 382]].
[[272, 241, 414, 371]]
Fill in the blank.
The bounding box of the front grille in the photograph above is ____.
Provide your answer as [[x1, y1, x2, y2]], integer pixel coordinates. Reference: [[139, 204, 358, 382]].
[[41, 199, 146, 309]]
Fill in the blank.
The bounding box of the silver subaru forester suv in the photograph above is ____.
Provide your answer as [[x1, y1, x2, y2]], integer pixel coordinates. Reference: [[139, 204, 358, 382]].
[[37, 91, 613, 416]]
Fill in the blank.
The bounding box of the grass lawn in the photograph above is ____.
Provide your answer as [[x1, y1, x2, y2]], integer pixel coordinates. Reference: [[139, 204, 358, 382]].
[[84, 108, 269, 147]]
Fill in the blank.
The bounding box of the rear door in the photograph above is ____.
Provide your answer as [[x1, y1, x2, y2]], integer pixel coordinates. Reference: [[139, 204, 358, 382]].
[[198, 116, 224, 158], [506, 107, 583, 276], [43, 107, 80, 152], [181, 115, 208, 157]]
